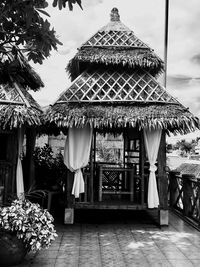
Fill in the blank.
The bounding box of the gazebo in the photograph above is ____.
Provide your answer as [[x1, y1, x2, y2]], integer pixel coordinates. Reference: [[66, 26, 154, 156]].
[[45, 8, 200, 224], [0, 49, 43, 203]]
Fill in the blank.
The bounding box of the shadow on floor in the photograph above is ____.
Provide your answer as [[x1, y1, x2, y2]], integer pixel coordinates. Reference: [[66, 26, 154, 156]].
[[53, 208, 158, 226]]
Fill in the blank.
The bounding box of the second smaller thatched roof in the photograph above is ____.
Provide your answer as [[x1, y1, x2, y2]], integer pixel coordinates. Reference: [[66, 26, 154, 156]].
[[67, 8, 164, 80]]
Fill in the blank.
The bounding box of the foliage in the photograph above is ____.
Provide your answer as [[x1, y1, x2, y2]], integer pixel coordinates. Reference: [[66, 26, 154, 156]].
[[0, 0, 82, 67], [52, 0, 82, 10], [33, 144, 66, 190], [174, 139, 195, 155], [0, 199, 57, 252], [96, 142, 123, 165]]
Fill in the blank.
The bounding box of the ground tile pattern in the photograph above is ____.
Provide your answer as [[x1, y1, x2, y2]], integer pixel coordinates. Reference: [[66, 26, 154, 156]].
[[16, 211, 200, 267]]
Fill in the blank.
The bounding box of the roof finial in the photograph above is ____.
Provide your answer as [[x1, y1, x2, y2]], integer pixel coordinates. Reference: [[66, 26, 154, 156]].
[[110, 8, 120, 22]]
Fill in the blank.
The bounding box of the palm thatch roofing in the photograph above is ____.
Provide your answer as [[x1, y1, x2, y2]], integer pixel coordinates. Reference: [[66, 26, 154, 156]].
[[0, 82, 42, 129], [0, 48, 44, 91], [44, 67, 199, 134], [44, 8, 200, 135], [67, 8, 164, 80]]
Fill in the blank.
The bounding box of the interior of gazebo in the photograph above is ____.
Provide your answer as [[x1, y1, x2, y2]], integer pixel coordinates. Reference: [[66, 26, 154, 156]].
[[71, 128, 156, 207]]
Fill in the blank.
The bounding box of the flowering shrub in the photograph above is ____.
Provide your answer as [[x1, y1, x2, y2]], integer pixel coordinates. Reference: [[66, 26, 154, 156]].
[[0, 199, 57, 252]]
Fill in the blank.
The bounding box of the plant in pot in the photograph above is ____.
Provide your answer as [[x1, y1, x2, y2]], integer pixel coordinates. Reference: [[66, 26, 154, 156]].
[[0, 198, 58, 266]]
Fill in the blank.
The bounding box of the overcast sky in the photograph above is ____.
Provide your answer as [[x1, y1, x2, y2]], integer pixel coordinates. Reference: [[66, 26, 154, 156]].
[[31, 0, 200, 141]]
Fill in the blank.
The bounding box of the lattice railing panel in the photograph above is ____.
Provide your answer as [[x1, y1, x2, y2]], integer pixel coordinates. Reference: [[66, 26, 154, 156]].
[[57, 69, 178, 104], [169, 173, 200, 226], [0, 84, 24, 103], [83, 31, 148, 48], [102, 170, 123, 191]]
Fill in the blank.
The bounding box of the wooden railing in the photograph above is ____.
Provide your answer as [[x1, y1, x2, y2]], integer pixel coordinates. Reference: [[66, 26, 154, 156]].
[[98, 165, 135, 202], [169, 171, 200, 227]]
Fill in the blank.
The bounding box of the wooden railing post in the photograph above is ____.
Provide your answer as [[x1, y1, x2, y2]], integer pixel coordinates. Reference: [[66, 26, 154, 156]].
[[98, 166, 102, 202], [169, 171, 180, 208], [182, 174, 194, 217], [64, 169, 75, 224], [157, 131, 168, 225]]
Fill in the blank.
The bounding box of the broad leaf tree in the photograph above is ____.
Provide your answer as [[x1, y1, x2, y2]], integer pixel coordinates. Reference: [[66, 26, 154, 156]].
[[0, 0, 82, 65]]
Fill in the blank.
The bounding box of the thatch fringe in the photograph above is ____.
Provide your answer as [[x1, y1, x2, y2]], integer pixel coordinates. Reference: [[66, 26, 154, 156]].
[[44, 103, 200, 135], [67, 48, 164, 80], [0, 105, 42, 129]]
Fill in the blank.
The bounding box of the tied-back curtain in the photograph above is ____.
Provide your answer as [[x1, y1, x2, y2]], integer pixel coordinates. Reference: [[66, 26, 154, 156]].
[[64, 126, 93, 198], [16, 127, 25, 199], [143, 128, 162, 208]]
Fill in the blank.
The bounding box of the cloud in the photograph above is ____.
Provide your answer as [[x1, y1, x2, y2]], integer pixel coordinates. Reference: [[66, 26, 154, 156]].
[[191, 54, 200, 65], [82, 0, 103, 8]]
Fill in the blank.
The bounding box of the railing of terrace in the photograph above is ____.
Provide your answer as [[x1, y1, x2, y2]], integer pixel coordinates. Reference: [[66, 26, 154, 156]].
[[169, 171, 200, 228]]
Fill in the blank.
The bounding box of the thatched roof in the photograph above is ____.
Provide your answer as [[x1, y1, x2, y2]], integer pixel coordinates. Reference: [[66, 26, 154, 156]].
[[45, 7, 200, 135], [0, 83, 42, 129], [44, 67, 199, 134], [0, 48, 44, 91], [67, 8, 164, 80], [44, 102, 199, 135]]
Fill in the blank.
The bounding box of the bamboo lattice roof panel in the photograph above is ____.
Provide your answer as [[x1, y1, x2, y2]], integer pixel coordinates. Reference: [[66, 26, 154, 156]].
[[0, 84, 24, 104], [82, 8, 149, 49], [57, 68, 178, 104]]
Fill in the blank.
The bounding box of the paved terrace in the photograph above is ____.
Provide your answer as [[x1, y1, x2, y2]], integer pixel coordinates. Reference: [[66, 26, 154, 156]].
[[17, 210, 200, 267]]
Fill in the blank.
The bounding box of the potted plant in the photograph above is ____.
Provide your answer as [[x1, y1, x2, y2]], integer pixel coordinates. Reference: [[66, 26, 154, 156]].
[[0, 198, 57, 266]]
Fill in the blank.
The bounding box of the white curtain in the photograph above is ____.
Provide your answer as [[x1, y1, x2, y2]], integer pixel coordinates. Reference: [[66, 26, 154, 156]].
[[143, 128, 162, 208], [16, 127, 25, 199], [64, 125, 93, 198]]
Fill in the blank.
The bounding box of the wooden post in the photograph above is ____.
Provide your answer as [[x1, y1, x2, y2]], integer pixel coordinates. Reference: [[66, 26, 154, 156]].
[[169, 171, 180, 208], [157, 130, 168, 226], [182, 174, 194, 217], [130, 168, 134, 202], [140, 131, 145, 207], [90, 131, 94, 203], [9, 131, 18, 196], [98, 165, 102, 202], [25, 128, 36, 190], [64, 169, 75, 224]]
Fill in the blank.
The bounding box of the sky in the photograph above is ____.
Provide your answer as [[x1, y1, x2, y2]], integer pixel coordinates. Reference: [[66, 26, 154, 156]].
[[30, 0, 200, 142]]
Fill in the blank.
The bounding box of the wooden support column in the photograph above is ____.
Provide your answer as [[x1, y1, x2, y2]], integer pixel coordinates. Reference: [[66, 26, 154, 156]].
[[90, 130, 95, 203], [64, 169, 75, 224], [9, 131, 18, 196], [169, 171, 180, 208], [140, 131, 145, 207], [157, 130, 169, 226], [182, 174, 194, 217], [25, 128, 36, 190]]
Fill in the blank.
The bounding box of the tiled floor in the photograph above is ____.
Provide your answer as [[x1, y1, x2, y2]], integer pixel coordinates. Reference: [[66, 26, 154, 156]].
[[16, 210, 200, 267]]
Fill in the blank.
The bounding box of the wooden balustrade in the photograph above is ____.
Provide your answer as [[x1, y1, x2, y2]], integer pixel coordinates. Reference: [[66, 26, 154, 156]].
[[169, 171, 200, 227]]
